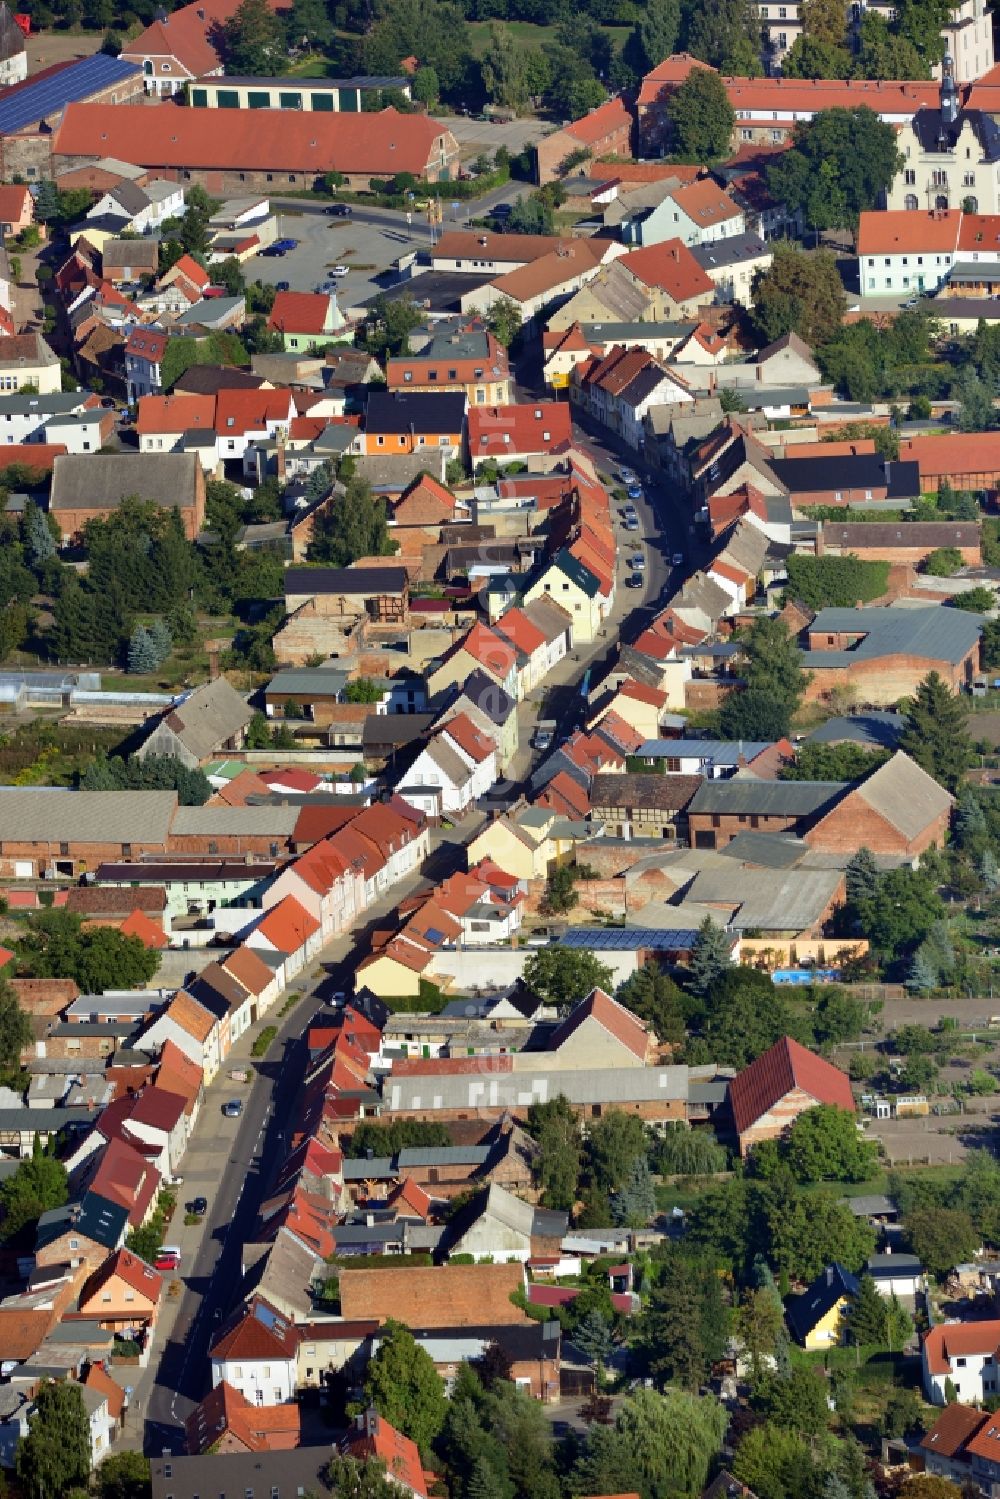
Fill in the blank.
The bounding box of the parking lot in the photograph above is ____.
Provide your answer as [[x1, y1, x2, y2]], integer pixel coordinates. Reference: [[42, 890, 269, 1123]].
[[255, 201, 486, 314]]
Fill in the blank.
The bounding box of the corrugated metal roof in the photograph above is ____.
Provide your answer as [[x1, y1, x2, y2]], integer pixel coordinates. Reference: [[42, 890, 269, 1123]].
[[689, 779, 846, 816], [806, 604, 983, 666], [0, 787, 176, 844]]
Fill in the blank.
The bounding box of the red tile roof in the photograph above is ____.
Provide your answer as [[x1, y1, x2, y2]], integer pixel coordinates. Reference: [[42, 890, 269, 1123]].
[[136, 392, 215, 435], [220, 944, 276, 999], [268, 290, 333, 336], [254, 894, 320, 954], [495, 606, 546, 658], [443, 710, 496, 765], [921, 1404, 990, 1460], [621, 240, 714, 305], [564, 95, 633, 147], [56, 104, 453, 179], [467, 402, 573, 458], [129, 1084, 187, 1131], [90, 1136, 160, 1227], [123, 0, 287, 78], [215, 387, 292, 436], [82, 1362, 125, 1421], [728, 1036, 854, 1137], [346, 1413, 428, 1499], [0, 443, 65, 473], [548, 987, 650, 1060], [188, 1381, 286, 1455], [119, 908, 168, 949], [125, 328, 168, 363], [0, 184, 31, 224], [857, 208, 961, 255], [211, 1297, 299, 1362], [923, 1321, 1000, 1376], [82, 1248, 163, 1307]]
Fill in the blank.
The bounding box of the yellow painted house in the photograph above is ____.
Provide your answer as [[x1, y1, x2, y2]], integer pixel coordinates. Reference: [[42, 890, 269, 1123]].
[[466, 808, 559, 881], [522, 549, 603, 646], [785, 1264, 859, 1350], [355, 939, 429, 999]]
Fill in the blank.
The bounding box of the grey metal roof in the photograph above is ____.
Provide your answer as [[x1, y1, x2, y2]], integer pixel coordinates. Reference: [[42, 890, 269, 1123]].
[[851, 750, 953, 839], [384, 1062, 690, 1112], [0, 787, 176, 844], [718, 831, 808, 868], [0, 54, 138, 133], [807, 712, 906, 749], [170, 805, 299, 837], [267, 666, 349, 697], [637, 738, 773, 762], [50, 453, 200, 513], [684, 865, 843, 932], [688, 779, 846, 816], [805, 605, 983, 666], [867, 1252, 921, 1275], [844, 1194, 897, 1217], [581, 320, 689, 341]]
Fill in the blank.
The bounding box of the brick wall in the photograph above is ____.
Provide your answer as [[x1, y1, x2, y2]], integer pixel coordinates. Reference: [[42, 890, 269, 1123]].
[[687, 810, 802, 849], [0, 837, 168, 878], [802, 650, 977, 705], [166, 831, 295, 857], [805, 793, 950, 857], [739, 1085, 826, 1155], [536, 121, 633, 186]]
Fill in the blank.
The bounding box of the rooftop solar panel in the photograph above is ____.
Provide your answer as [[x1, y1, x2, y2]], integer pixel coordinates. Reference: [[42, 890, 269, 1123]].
[[0, 54, 139, 134], [559, 927, 704, 950]]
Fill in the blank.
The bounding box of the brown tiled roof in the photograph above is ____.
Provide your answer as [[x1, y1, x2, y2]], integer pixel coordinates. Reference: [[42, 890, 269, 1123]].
[[729, 1036, 854, 1137], [9, 977, 79, 1015], [66, 885, 167, 916], [211, 1297, 299, 1361], [338, 1263, 528, 1328], [0, 1309, 54, 1362], [167, 990, 216, 1043], [589, 773, 703, 813], [547, 987, 650, 1061], [920, 1404, 989, 1460]]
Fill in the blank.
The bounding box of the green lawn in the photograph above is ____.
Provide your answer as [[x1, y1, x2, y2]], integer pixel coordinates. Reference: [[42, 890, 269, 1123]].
[[655, 1161, 969, 1217], [465, 19, 631, 56]]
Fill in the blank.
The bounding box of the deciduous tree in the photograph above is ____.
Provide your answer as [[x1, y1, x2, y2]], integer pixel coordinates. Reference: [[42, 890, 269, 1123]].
[[751, 243, 846, 346], [363, 1319, 447, 1454], [766, 107, 903, 231], [16, 1380, 92, 1499], [665, 66, 735, 160], [522, 948, 613, 1007]]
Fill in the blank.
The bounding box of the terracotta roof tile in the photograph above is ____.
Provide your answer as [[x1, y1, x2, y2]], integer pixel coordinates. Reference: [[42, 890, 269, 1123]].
[[339, 1263, 528, 1328], [728, 1036, 854, 1137]]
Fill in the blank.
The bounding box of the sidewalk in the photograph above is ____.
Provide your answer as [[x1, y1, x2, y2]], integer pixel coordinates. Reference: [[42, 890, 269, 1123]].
[[114, 863, 433, 1451]]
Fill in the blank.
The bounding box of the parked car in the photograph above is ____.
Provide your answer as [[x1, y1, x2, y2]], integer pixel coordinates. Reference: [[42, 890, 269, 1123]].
[[618, 466, 637, 485], [672, 551, 685, 566], [626, 572, 642, 588], [631, 551, 646, 570], [155, 1248, 181, 1271], [625, 517, 640, 531], [99, 396, 116, 409], [222, 1099, 244, 1118], [492, 202, 512, 219], [275, 280, 290, 292], [330, 264, 350, 278], [326, 202, 352, 216], [626, 483, 644, 501], [187, 1197, 207, 1216], [163, 1173, 184, 1187], [533, 729, 553, 751]]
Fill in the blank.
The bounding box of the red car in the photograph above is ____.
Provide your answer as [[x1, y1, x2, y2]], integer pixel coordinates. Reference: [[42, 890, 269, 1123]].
[[155, 1250, 181, 1272]]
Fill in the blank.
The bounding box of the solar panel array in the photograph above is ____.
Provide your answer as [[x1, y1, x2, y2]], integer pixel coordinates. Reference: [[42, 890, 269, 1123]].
[[0, 54, 139, 135]]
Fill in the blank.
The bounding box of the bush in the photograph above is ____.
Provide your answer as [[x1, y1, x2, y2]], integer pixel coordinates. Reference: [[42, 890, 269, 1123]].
[[251, 1025, 277, 1057], [925, 547, 964, 576]]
